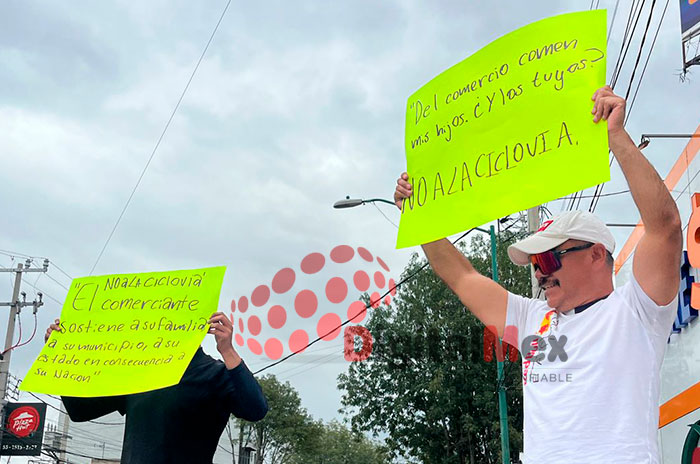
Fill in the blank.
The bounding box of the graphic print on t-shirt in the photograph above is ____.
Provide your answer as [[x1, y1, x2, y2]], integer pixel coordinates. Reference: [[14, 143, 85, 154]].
[[522, 310, 556, 385]]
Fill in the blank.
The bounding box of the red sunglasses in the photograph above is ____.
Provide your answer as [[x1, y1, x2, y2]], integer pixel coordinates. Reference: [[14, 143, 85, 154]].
[[530, 243, 594, 275]]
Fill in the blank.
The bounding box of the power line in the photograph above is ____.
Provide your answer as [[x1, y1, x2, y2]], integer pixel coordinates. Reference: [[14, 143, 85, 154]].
[[564, 0, 629, 213], [626, 0, 671, 117], [611, 0, 646, 89], [88, 0, 234, 276], [673, 165, 700, 202], [609, 0, 637, 87], [42, 444, 109, 461], [371, 201, 399, 229], [44, 272, 69, 292], [622, 0, 658, 102], [607, 0, 622, 46], [25, 391, 125, 426], [4, 313, 38, 355], [0, 420, 123, 457], [21, 277, 63, 306], [0, 249, 73, 292], [3, 307, 23, 356], [0, 249, 35, 260], [587, 0, 668, 213], [556, 189, 631, 200], [217, 443, 235, 457], [583, 156, 700, 234], [583, 0, 645, 212], [253, 228, 476, 375], [0, 262, 63, 306], [275, 348, 343, 380], [32, 269, 44, 301], [49, 262, 74, 282], [56, 427, 123, 450], [589, 0, 661, 213], [281, 351, 342, 381], [252, 342, 344, 376], [621, 189, 700, 275], [43, 420, 123, 450]]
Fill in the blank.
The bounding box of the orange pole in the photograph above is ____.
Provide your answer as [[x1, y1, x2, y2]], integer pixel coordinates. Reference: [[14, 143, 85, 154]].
[[614, 124, 700, 275]]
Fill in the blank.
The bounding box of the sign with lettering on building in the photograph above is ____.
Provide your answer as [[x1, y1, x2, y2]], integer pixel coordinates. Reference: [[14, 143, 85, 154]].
[[0, 402, 47, 456]]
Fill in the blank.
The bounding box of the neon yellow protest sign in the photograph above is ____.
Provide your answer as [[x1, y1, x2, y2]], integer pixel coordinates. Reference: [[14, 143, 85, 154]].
[[397, 10, 609, 248], [21, 266, 226, 397]]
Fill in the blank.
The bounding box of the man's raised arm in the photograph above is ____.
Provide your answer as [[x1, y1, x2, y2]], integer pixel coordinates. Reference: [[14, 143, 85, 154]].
[[394, 174, 508, 336], [592, 86, 682, 304]]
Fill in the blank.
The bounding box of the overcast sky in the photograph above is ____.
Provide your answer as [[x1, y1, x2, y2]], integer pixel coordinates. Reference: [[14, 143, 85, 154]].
[[2, 0, 699, 461]]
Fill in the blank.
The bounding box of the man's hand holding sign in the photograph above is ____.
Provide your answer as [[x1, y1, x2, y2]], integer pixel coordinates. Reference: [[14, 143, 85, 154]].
[[23, 266, 229, 396], [44, 311, 243, 369], [592, 86, 682, 307], [394, 10, 681, 463], [397, 10, 609, 248], [31, 267, 268, 464]]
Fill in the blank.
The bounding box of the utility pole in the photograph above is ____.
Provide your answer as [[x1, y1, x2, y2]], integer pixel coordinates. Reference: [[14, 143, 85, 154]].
[[238, 421, 244, 464], [58, 402, 70, 463], [527, 207, 541, 298], [0, 258, 48, 407], [491, 225, 510, 464]]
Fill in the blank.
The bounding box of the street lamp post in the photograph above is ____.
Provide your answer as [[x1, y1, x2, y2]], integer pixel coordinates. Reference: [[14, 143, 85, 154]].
[[335, 197, 512, 464], [638, 133, 700, 149], [474, 226, 510, 464], [333, 196, 396, 209]]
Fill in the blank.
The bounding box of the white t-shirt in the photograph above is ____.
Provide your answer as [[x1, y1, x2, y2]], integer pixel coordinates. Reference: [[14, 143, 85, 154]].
[[504, 276, 677, 464]]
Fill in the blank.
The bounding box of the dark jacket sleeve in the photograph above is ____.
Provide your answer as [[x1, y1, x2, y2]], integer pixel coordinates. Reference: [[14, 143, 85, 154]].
[[61, 395, 126, 422], [219, 361, 268, 422]]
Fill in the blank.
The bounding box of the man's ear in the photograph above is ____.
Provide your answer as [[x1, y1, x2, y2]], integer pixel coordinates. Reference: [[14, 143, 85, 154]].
[[591, 243, 608, 267]]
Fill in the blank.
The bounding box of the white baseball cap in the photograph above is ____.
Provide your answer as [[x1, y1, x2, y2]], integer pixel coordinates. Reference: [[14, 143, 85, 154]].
[[507, 210, 616, 266]]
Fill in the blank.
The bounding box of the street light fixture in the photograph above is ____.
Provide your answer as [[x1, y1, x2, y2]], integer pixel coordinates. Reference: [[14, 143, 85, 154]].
[[638, 133, 700, 150], [333, 196, 395, 209], [333, 194, 512, 464]]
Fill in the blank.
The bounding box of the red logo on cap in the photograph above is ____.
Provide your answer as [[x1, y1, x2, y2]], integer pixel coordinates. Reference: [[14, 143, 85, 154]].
[[537, 220, 553, 232], [7, 406, 40, 438]]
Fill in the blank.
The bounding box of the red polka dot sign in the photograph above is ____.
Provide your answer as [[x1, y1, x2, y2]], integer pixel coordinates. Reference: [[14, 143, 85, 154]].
[[229, 245, 396, 361]]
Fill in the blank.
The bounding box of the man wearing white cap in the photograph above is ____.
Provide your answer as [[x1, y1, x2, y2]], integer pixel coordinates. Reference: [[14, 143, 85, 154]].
[[393, 86, 682, 463]]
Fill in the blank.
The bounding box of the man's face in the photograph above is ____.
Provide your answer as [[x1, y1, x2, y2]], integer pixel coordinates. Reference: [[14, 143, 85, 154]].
[[534, 239, 593, 311]]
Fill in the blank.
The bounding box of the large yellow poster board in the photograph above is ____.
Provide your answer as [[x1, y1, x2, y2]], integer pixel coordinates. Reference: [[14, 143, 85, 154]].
[[397, 10, 609, 248], [21, 266, 226, 397]]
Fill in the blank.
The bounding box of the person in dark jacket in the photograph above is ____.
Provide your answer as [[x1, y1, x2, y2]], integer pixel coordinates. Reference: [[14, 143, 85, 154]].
[[44, 312, 268, 464]]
